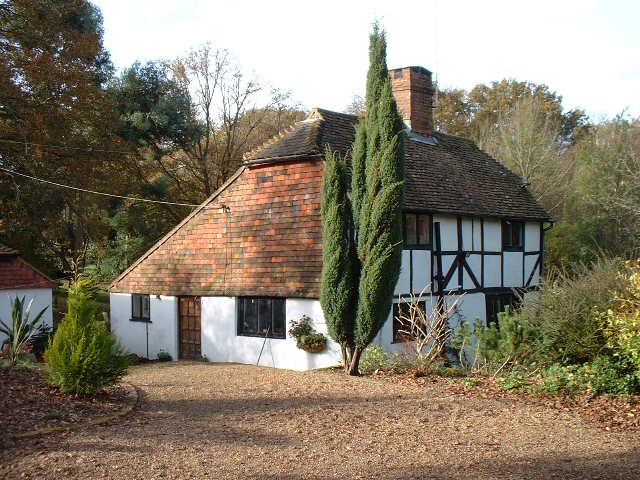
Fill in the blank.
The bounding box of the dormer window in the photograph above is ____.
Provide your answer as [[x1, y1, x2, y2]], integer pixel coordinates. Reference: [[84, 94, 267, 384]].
[[502, 220, 524, 251], [403, 213, 432, 249]]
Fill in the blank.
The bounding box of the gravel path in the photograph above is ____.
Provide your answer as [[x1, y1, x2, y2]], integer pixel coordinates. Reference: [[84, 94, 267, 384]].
[[2, 362, 639, 479]]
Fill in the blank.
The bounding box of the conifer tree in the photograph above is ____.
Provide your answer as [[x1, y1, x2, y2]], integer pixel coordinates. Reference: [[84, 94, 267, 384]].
[[349, 23, 405, 374], [320, 149, 358, 370], [321, 23, 404, 375]]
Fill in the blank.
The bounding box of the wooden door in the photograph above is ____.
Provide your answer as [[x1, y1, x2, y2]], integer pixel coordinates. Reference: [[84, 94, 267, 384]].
[[179, 297, 201, 360]]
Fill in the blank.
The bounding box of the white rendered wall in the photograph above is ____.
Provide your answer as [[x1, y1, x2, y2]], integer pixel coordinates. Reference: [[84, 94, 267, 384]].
[[109, 293, 178, 360], [200, 297, 342, 371], [503, 252, 524, 287], [0, 288, 53, 345]]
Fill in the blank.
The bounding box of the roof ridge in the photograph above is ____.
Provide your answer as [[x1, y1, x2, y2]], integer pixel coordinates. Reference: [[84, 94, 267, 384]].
[[243, 110, 322, 161]]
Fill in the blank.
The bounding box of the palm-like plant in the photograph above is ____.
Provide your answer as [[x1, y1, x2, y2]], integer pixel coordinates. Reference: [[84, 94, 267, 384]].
[[0, 296, 48, 367]]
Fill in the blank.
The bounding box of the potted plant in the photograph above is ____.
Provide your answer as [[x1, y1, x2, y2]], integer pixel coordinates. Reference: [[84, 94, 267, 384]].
[[288, 315, 327, 353]]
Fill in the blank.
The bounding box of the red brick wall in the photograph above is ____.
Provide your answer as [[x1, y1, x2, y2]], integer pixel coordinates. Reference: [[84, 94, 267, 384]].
[[112, 158, 323, 298], [389, 66, 434, 137]]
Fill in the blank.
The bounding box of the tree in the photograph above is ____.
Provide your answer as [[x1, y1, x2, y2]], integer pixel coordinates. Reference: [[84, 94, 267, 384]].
[[45, 276, 129, 395], [170, 44, 303, 200], [320, 149, 358, 371], [0, 0, 123, 274], [321, 23, 404, 375]]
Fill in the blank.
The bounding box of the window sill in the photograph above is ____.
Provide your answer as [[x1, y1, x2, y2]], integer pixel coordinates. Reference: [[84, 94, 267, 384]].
[[403, 245, 432, 251], [237, 333, 286, 340], [129, 317, 152, 323], [502, 247, 524, 252]]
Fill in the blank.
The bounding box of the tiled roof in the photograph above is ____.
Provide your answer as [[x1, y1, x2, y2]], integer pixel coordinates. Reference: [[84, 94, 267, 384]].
[[0, 244, 18, 255], [112, 108, 550, 297], [111, 160, 324, 297], [0, 245, 57, 290], [247, 109, 550, 221]]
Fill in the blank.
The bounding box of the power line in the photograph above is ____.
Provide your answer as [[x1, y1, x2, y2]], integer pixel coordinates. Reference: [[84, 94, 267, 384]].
[[0, 166, 203, 207], [0, 138, 136, 156]]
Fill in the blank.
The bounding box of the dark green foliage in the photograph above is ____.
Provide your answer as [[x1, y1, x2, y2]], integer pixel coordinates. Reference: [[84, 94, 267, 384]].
[[352, 23, 405, 356], [157, 351, 172, 362], [288, 316, 327, 353], [320, 150, 358, 349], [320, 23, 404, 374], [585, 355, 640, 395], [30, 323, 53, 359], [45, 277, 129, 395]]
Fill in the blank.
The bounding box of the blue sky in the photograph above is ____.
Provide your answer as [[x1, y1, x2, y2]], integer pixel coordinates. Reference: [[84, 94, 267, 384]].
[[93, 0, 639, 120]]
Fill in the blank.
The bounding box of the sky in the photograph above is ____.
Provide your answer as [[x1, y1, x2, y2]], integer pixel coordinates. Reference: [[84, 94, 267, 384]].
[[92, 0, 640, 120]]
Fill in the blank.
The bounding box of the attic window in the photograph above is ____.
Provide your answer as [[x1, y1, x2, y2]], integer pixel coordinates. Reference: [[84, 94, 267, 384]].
[[502, 220, 524, 251], [403, 213, 432, 249], [131, 294, 150, 322]]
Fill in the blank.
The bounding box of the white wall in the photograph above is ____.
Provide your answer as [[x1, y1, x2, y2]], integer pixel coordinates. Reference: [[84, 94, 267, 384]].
[[109, 293, 178, 360], [201, 297, 342, 371], [0, 288, 53, 345]]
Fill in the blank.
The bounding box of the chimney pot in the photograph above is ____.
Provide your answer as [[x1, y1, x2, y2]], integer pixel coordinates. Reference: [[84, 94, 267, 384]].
[[389, 66, 435, 137]]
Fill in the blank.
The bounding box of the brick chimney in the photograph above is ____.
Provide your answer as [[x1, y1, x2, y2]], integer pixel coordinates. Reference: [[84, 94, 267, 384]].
[[389, 66, 435, 137]]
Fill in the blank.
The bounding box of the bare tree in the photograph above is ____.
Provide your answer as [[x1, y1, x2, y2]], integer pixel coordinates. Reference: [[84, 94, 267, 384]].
[[396, 287, 463, 368], [477, 96, 576, 215], [171, 44, 303, 199]]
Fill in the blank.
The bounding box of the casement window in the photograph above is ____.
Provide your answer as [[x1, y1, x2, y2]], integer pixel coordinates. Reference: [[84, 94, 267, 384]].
[[485, 292, 520, 327], [403, 213, 432, 249], [392, 300, 426, 343], [237, 297, 286, 339], [502, 220, 524, 251], [131, 294, 151, 322]]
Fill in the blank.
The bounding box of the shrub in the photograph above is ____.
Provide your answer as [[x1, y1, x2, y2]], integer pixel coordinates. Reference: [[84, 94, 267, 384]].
[[288, 315, 327, 353], [602, 260, 640, 373], [395, 288, 457, 368], [30, 323, 53, 360], [359, 345, 392, 373], [157, 351, 172, 362], [45, 276, 129, 395], [584, 355, 640, 395], [534, 364, 585, 395], [0, 296, 48, 367], [524, 257, 625, 364], [453, 310, 537, 370]]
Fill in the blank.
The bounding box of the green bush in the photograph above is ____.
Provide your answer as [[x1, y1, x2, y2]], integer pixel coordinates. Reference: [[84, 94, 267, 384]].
[[534, 364, 585, 395], [584, 355, 640, 395], [157, 351, 172, 362], [602, 260, 640, 373], [45, 277, 129, 395], [359, 345, 392, 373], [524, 257, 625, 365]]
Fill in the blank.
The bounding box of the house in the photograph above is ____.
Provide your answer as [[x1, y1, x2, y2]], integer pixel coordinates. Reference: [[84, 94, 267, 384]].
[[0, 244, 56, 344], [109, 66, 550, 370]]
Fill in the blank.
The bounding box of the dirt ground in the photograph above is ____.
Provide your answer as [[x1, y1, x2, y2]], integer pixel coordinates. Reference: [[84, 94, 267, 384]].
[[2, 362, 639, 479]]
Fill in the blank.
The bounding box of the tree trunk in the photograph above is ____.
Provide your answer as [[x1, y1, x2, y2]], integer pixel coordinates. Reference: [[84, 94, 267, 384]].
[[346, 346, 363, 376]]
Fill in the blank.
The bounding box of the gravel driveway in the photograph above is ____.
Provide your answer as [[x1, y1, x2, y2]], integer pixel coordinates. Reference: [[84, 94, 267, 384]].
[[2, 362, 639, 479]]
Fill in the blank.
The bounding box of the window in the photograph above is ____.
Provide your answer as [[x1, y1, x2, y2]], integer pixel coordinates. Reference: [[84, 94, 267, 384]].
[[392, 300, 426, 343], [485, 292, 520, 327], [131, 294, 150, 322], [502, 220, 524, 251], [403, 213, 431, 248], [237, 297, 286, 339]]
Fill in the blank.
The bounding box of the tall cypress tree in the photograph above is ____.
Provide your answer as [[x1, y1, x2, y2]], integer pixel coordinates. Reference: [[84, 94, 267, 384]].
[[321, 23, 404, 375], [349, 23, 405, 374], [320, 149, 358, 370]]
